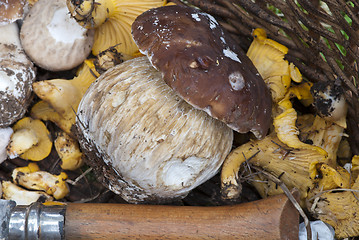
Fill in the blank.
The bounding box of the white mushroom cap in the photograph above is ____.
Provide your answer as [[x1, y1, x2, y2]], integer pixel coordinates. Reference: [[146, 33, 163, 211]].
[[20, 0, 94, 71], [0, 22, 36, 127]]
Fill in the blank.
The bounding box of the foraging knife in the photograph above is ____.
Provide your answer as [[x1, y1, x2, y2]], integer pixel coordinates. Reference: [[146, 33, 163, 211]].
[[0, 193, 299, 240]]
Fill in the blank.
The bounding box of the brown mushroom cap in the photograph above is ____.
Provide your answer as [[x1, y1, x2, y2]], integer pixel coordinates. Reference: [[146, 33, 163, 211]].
[[132, 5, 272, 139], [0, 0, 26, 25]]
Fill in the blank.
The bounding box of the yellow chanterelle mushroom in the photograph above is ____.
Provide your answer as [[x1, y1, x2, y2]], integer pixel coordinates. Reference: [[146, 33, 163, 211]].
[[12, 163, 69, 200], [31, 59, 97, 136], [2, 180, 53, 205], [66, 0, 167, 56], [31, 47, 125, 136], [309, 156, 359, 239], [54, 131, 84, 171], [7, 117, 52, 161], [247, 28, 302, 103], [221, 28, 351, 208]]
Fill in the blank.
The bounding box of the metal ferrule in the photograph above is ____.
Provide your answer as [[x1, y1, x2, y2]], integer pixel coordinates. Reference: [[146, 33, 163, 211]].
[[8, 202, 66, 240]]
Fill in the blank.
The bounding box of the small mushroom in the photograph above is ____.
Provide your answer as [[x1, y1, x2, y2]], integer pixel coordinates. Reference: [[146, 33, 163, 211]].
[[247, 28, 302, 103], [66, 0, 166, 56], [0, 127, 13, 164], [220, 133, 327, 205], [12, 163, 69, 200], [20, 0, 94, 71], [309, 169, 359, 239], [272, 82, 327, 156], [30, 100, 74, 135], [298, 115, 347, 167], [132, 5, 272, 139], [75, 56, 233, 203], [92, 46, 126, 75], [54, 131, 84, 170], [31, 59, 98, 135], [311, 80, 348, 128], [220, 28, 351, 205], [0, 22, 36, 127], [7, 117, 52, 161], [2, 180, 53, 205], [31, 46, 125, 135], [0, 0, 27, 25], [298, 80, 349, 167]]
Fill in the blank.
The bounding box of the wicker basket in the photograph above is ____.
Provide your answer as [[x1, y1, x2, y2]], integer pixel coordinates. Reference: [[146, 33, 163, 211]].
[[175, 0, 359, 155]]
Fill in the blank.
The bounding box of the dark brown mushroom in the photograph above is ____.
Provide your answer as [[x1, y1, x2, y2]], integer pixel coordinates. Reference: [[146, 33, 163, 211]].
[[132, 5, 272, 139], [0, 0, 26, 25]]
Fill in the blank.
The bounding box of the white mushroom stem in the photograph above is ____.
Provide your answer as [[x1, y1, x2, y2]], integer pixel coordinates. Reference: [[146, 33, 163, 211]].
[[76, 57, 233, 203], [0, 22, 21, 45], [7, 128, 39, 159], [0, 127, 13, 163]]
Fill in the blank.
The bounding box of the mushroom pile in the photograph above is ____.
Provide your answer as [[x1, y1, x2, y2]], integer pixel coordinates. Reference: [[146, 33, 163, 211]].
[[0, 0, 167, 203], [0, 1, 358, 238], [74, 4, 272, 203], [220, 27, 358, 238]]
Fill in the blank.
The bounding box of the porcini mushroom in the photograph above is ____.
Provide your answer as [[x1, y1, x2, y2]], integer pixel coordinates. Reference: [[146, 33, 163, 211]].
[[311, 80, 348, 128], [66, 0, 166, 56], [132, 5, 272, 139], [7, 117, 52, 161], [0, 22, 36, 127], [12, 163, 69, 199], [298, 80, 349, 167], [75, 56, 233, 203], [20, 0, 94, 71]]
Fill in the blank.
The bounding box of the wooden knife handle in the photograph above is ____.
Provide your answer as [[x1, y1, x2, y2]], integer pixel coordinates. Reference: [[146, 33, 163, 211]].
[[65, 193, 299, 240]]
